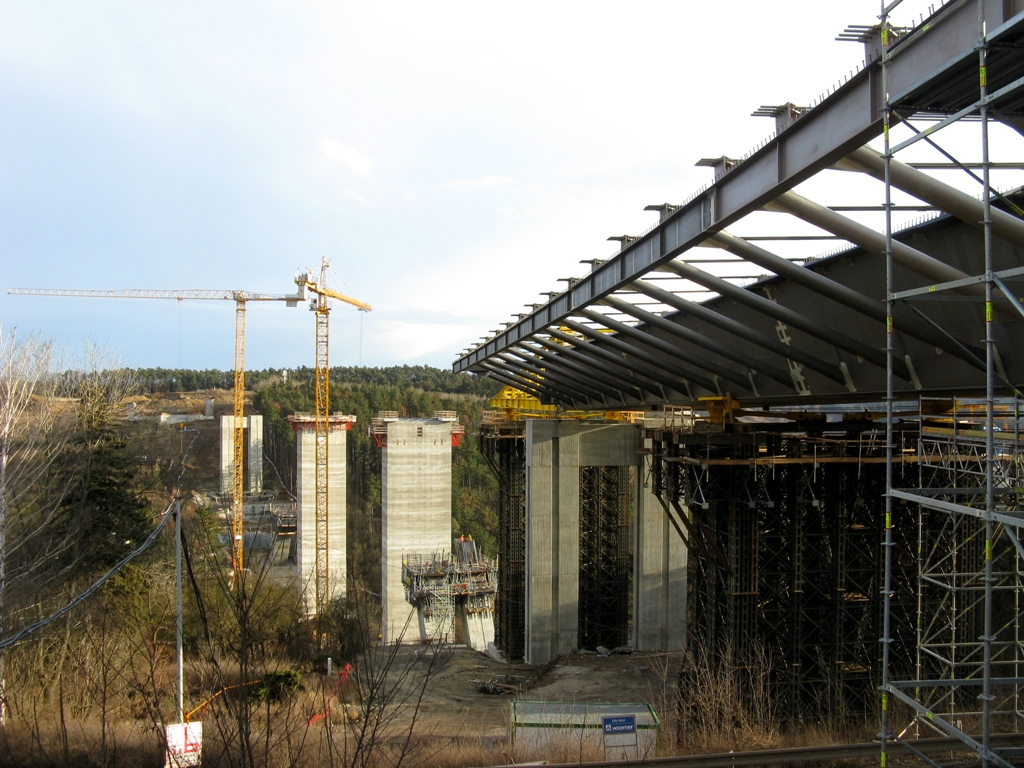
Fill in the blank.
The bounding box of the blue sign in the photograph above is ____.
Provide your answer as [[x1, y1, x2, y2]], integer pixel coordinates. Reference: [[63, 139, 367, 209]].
[[602, 715, 636, 735]]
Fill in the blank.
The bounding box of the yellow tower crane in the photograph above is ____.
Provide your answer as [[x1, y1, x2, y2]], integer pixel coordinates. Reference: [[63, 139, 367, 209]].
[[6, 286, 305, 586], [293, 262, 371, 621]]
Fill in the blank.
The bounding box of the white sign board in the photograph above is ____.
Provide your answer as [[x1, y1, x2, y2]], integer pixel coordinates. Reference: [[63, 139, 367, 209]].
[[165, 721, 202, 768]]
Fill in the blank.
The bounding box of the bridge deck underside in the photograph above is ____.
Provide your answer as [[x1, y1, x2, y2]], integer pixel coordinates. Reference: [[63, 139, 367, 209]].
[[455, 3, 1024, 412]]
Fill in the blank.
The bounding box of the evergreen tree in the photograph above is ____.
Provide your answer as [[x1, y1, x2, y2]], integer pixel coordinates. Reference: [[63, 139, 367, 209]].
[[59, 375, 153, 573]]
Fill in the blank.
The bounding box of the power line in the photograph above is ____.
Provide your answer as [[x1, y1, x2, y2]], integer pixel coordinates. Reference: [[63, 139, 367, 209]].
[[0, 499, 175, 651], [0, 419, 203, 652]]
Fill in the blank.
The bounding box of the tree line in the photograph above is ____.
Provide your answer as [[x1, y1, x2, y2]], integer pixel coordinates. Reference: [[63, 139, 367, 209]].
[[129, 365, 500, 398]]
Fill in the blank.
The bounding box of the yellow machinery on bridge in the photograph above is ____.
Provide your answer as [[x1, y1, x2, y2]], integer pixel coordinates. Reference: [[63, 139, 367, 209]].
[[483, 385, 643, 424]]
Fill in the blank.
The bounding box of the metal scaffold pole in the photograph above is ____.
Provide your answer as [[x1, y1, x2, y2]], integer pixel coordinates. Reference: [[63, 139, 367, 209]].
[[879, 2, 1021, 765], [176, 496, 184, 724], [978, 1, 996, 760], [879, 4, 896, 767]]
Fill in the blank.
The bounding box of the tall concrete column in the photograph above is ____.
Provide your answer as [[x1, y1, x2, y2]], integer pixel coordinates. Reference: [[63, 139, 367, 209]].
[[219, 414, 265, 494], [219, 415, 234, 496], [633, 471, 687, 651], [380, 417, 456, 644], [525, 419, 681, 664], [289, 414, 352, 617], [248, 414, 263, 493], [524, 420, 581, 664]]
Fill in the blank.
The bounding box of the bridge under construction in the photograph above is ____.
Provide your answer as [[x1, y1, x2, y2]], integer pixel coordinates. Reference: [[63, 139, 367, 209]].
[[459, 3, 1024, 765]]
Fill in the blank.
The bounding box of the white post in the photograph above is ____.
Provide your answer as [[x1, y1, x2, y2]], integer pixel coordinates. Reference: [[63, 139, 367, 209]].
[[175, 497, 184, 723]]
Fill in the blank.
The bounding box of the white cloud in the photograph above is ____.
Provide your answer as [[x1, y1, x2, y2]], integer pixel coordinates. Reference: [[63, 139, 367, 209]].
[[345, 189, 372, 206], [439, 175, 513, 190], [319, 138, 373, 177], [372, 318, 479, 363]]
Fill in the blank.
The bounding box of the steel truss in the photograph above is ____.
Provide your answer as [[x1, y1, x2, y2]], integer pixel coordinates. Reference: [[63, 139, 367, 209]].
[[878, 3, 1024, 765]]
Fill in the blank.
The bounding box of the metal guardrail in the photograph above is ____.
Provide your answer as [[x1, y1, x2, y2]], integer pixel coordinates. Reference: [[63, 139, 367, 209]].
[[483, 735, 1023, 768]]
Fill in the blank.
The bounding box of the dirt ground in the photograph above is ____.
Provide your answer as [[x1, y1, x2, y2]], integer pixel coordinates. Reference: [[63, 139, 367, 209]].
[[390, 646, 682, 743]]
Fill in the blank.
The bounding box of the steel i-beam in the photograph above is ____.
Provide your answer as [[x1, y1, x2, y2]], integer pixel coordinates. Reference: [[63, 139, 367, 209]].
[[564, 313, 753, 390], [545, 325, 711, 395], [528, 334, 679, 401], [660, 259, 911, 379], [629, 278, 848, 385], [593, 299, 794, 388]]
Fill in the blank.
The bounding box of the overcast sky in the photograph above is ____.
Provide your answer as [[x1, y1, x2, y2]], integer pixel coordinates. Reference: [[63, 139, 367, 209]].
[[1, 1, 962, 372]]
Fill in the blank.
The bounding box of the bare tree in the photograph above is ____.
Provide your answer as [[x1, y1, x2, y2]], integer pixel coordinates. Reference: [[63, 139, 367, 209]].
[[0, 327, 67, 724]]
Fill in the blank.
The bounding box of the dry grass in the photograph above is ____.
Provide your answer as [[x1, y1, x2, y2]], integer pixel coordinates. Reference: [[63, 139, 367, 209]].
[[0, 641, 894, 767]]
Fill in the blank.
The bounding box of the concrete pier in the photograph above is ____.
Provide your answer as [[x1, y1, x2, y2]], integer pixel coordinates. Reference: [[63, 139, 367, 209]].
[[523, 419, 685, 664], [378, 414, 460, 644], [289, 414, 354, 617], [457, 595, 496, 651], [219, 414, 264, 495], [633, 421, 686, 652]]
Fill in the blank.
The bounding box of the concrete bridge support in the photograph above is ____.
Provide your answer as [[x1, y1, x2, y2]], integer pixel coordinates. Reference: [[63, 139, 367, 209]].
[[457, 595, 496, 651], [292, 418, 349, 618], [219, 414, 263, 495], [380, 416, 458, 644], [523, 420, 686, 665]]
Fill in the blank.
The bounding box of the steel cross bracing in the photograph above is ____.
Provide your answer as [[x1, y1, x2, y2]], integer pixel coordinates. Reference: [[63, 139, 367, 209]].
[[453, 2, 1024, 410], [577, 465, 633, 651], [460, 2, 1024, 760], [875, 4, 1024, 768], [479, 421, 527, 661]]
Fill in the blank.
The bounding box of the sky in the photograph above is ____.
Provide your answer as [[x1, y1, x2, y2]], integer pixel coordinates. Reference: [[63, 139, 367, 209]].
[[0, 0, 978, 373]]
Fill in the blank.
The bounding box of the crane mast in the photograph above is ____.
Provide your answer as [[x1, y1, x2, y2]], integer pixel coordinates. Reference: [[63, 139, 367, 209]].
[[295, 262, 371, 622], [7, 286, 304, 588], [314, 289, 329, 620], [232, 300, 246, 581]]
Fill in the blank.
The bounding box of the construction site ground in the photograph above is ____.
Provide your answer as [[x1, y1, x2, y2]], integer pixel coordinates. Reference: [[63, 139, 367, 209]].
[[381, 646, 682, 745]]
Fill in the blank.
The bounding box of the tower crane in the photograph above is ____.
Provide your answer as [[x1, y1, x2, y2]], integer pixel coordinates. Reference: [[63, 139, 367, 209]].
[[6, 286, 305, 586], [293, 262, 371, 621]]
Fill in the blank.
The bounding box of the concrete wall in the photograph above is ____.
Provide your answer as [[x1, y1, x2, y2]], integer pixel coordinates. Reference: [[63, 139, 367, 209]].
[[524, 420, 687, 664], [219, 414, 263, 495], [295, 426, 347, 617], [524, 420, 580, 664], [458, 595, 496, 652], [381, 418, 455, 644], [633, 463, 687, 652]]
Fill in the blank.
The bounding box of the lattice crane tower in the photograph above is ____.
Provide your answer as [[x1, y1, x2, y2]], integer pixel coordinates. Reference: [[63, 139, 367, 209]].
[[294, 261, 372, 620], [6, 285, 305, 586]]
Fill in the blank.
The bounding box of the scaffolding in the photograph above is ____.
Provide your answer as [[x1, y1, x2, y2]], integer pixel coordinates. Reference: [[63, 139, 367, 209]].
[[481, 402, 640, 659], [452, 2, 1024, 761], [480, 418, 527, 660], [647, 423, 919, 721], [876, 3, 1024, 765], [577, 465, 634, 650], [401, 541, 497, 644]]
